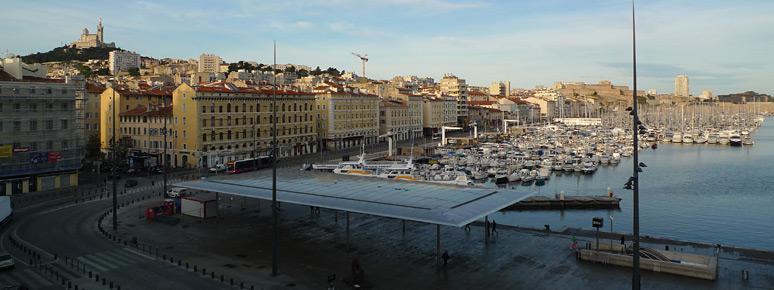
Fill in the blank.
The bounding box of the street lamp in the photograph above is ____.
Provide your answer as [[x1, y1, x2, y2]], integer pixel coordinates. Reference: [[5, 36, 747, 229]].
[[609, 216, 614, 248]]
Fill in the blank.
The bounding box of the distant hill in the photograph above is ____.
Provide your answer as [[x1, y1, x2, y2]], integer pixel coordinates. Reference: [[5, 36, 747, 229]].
[[22, 46, 120, 63]]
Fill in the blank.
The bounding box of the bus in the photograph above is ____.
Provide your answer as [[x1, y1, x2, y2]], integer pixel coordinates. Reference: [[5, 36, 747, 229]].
[[227, 156, 273, 174]]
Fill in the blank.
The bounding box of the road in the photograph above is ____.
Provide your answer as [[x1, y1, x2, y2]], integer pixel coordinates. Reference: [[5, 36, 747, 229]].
[[2, 176, 239, 290]]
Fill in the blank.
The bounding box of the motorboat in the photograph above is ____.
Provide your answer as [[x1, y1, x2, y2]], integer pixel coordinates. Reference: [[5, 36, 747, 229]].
[[729, 134, 743, 146]]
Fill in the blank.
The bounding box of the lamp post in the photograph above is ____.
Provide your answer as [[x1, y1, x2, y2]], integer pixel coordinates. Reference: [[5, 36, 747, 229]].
[[271, 40, 278, 277], [631, 2, 641, 289], [111, 76, 117, 230], [609, 216, 614, 248]]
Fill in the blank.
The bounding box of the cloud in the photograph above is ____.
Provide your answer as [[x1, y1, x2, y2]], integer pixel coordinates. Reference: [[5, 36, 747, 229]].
[[328, 22, 389, 37], [270, 21, 314, 30]]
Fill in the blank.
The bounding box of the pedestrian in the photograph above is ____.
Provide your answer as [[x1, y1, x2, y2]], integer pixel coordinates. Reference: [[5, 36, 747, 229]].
[[464, 223, 471, 231], [485, 220, 491, 236], [621, 235, 625, 245], [442, 250, 449, 266], [571, 235, 578, 250], [492, 220, 498, 235]]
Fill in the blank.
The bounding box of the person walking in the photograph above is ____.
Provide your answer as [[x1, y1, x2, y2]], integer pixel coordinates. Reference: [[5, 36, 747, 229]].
[[485, 220, 491, 236], [442, 250, 450, 266], [492, 220, 498, 235], [571, 235, 578, 250], [620, 235, 625, 245]]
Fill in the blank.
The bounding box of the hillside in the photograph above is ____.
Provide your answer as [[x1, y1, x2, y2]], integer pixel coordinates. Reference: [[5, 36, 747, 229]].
[[22, 46, 120, 64]]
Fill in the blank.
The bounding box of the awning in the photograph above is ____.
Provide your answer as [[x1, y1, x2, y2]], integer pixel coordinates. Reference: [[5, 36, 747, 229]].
[[173, 170, 533, 227]]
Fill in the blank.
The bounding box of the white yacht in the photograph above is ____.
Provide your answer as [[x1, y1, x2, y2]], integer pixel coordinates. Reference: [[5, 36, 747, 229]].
[[672, 132, 683, 143], [682, 134, 694, 144]]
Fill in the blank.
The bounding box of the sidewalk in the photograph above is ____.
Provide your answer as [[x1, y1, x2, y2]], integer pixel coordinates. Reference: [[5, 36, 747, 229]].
[[106, 170, 774, 290]]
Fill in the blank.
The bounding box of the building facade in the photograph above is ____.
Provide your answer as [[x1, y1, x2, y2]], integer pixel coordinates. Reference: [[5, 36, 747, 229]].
[[440, 74, 468, 126], [198, 54, 222, 74], [378, 99, 411, 141], [675, 75, 689, 97], [109, 51, 141, 75], [313, 86, 379, 151], [0, 61, 83, 195], [173, 83, 317, 168]]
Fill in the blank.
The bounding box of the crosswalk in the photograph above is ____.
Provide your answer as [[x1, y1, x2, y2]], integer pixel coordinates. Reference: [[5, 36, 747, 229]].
[[73, 248, 155, 274], [0, 268, 53, 289]]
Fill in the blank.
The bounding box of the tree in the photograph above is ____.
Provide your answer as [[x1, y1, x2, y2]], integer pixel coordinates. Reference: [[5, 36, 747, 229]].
[[128, 67, 140, 77], [297, 69, 309, 78], [85, 135, 102, 160], [284, 66, 296, 73], [311, 66, 322, 76], [325, 67, 340, 76]]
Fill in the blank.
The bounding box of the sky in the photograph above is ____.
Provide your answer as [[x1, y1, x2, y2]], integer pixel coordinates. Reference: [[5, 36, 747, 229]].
[[2, 0, 772, 96]]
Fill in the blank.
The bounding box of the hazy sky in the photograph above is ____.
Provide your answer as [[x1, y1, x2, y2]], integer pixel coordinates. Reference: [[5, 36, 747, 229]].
[[2, 0, 772, 96]]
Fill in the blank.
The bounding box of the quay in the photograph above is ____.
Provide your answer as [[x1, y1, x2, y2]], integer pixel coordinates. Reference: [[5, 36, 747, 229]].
[[101, 168, 774, 290], [505, 195, 622, 210]]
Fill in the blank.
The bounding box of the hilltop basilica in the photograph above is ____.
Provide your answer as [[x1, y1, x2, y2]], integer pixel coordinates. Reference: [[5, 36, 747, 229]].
[[70, 18, 116, 49]]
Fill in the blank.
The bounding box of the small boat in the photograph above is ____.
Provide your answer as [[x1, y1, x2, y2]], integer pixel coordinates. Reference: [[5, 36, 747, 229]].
[[651, 143, 658, 149], [729, 134, 743, 146]]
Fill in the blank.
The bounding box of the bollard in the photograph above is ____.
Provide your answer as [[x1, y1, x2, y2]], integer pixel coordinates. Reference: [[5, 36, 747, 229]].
[[102, 278, 106, 285], [241, 282, 244, 288], [109, 281, 113, 289], [743, 269, 749, 280], [231, 278, 233, 285], [194, 265, 197, 271], [221, 275, 224, 282], [186, 262, 189, 269], [202, 268, 206, 275], [211, 272, 214, 278], [90, 271, 92, 278], [118, 286, 121, 290], [68, 281, 72, 288], [96, 274, 99, 281]]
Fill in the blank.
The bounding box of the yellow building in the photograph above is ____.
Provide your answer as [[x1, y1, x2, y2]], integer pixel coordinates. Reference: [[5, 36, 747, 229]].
[[422, 97, 445, 134], [100, 85, 173, 156], [118, 104, 173, 168], [83, 83, 105, 141], [172, 83, 317, 168], [440, 73, 468, 125], [313, 84, 379, 151], [378, 99, 410, 140]]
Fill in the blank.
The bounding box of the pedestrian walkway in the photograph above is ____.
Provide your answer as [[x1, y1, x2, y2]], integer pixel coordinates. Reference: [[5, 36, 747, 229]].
[[0, 268, 53, 289]]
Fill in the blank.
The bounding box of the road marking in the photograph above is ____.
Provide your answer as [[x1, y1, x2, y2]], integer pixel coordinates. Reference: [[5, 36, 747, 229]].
[[86, 253, 122, 269], [0, 274, 20, 286], [121, 247, 155, 260], [23, 268, 53, 287], [98, 249, 138, 265], [76, 256, 109, 272]]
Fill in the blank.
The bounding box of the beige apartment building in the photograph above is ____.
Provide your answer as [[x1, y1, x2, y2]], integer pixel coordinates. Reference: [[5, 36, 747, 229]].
[[100, 85, 173, 155], [675, 75, 689, 97], [198, 54, 222, 74], [393, 93, 424, 141], [378, 99, 411, 141], [440, 73, 468, 126], [118, 104, 173, 168], [172, 83, 317, 168], [313, 84, 379, 150]]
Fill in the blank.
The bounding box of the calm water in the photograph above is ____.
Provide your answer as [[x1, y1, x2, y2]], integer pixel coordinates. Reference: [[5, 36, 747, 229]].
[[490, 117, 774, 250]]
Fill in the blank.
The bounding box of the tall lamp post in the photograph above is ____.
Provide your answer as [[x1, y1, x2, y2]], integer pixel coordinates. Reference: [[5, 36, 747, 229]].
[[111, 76, 118, 230], [630, 2, 641, 289], [271, 41, 279, 277]]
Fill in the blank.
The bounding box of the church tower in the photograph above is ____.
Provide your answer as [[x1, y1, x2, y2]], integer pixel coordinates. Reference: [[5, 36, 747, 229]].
[[97, 18, 104, 43]]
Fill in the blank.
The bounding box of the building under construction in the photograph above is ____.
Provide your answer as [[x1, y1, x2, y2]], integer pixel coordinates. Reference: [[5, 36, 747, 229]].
[[0, 57, 84, 195]]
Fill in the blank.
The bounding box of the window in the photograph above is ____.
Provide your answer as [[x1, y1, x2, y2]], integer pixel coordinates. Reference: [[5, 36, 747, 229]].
[[61, 140, 68, 149], [175, 117, 178, 125], [183, 117, 186, 125], [30, 142, 37, 151], [203, 134, 207, 141], [203, 119, 207, 127], [29, 104, 37, 112], [210, 104, 215, 113], [46, 120, 53, 130], [46, 103, 54, 112], [30, 120, 37, 131], [13, 120, 21, 131], [47, 141, 54, 149], [61, 103, 69, 111], [227, 104, 231, 112], [0, 104, 3, 112], [182, 104, 186, 112], [61, 120, 68, 129], [183, 130, 186, 138], [13, 103, 20, 112], [219, 106, 223, 113], [211, 116, 215, 127], [202, 106, 206, 113], [183, 93, 187, 99]]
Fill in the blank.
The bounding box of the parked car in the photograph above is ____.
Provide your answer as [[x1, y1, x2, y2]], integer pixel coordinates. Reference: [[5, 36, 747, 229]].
[[0, 253, 14, 270], [124, 179, 138, 187], [209, 164, 226, 173], [166, 187, 189, 198]]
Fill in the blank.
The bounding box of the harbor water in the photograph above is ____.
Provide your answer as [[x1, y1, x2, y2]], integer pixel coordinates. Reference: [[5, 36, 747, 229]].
[[489, 117, 774, 250]]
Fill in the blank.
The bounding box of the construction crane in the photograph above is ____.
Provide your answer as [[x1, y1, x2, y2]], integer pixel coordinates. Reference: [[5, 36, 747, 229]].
[[351, 52, 368, 84]]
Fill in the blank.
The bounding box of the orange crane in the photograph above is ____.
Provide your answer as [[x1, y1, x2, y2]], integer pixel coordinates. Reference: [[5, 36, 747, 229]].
[[351, 52, 368, 84]]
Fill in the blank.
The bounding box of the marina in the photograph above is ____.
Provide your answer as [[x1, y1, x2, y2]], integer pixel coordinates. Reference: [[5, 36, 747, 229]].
[[298, 107, 772, 251]]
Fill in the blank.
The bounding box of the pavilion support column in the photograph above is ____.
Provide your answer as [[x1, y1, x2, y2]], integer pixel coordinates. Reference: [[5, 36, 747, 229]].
[[436, 224, 441, 270], [484, 216, 489, 246], [346, 211, 350, 251], [402, 219, 406, 234], [335, 210, 338, 224]]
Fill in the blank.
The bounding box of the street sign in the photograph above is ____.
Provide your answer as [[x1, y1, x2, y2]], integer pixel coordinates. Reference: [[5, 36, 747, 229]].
[[592, 217, 604, 228]]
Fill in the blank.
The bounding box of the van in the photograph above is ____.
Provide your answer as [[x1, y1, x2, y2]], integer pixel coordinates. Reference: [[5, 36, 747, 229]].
[[166, 187, 189, 198], [0, 253, 14, 270]]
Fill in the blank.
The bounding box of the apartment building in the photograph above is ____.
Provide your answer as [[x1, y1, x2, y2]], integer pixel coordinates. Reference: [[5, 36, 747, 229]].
[[173, 83, 317, 168], [393, 93, 424, 141], [108, 50, 141, 75], [422, 97, 445, 136], [313, 85, 379, 151], [198, 54, 222, 74], [100, 85, 173, 156], [675, 75, 689, 97], [378, 99, 411, 141], [0, 58, 83, 194], [117, 104, 173, 168], [439, 73, 468, 126], [83, 83, 105, 140]]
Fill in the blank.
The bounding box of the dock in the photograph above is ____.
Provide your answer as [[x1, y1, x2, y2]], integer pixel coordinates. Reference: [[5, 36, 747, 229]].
[[505, 195, 621, 210]]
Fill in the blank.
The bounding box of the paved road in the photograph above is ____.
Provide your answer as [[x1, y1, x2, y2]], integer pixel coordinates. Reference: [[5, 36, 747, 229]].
[[3, 177, 240, 290]]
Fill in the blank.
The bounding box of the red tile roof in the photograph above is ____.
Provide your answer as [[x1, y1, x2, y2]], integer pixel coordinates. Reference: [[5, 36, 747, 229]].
[[469, 101, 496, 106]]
